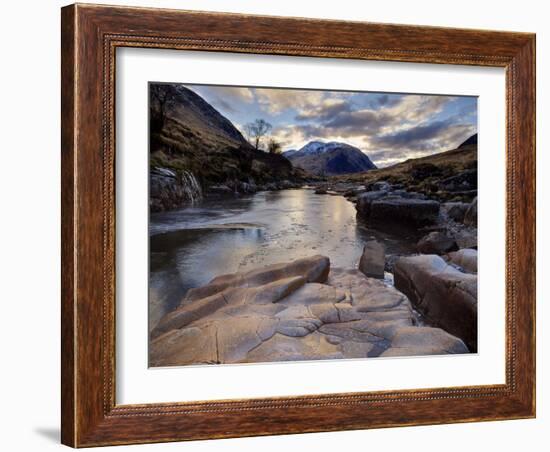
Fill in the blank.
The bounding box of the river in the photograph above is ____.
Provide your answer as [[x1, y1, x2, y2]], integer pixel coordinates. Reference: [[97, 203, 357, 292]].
[[149, 188, 420, 329]]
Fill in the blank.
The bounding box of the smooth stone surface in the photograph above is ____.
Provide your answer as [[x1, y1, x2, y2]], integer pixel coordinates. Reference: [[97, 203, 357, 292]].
[[370, 197, 440, 226], [390, 326, 469, 352], [358, 240, 386, 279], [356, 190, 440, 226], [394, 254, 478, 351], [328, 268, 408, 312], [446, 248, 478, 274], [151, 256, 471, 366], [184, 255, 330, 303], [417, 231, 458, 255]]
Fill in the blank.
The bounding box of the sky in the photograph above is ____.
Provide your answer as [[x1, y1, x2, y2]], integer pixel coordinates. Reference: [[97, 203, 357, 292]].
[[188, 84, 477, 168]]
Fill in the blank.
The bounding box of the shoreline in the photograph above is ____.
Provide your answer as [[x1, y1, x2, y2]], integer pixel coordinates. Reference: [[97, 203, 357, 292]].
[[149, 184, 478, 364]]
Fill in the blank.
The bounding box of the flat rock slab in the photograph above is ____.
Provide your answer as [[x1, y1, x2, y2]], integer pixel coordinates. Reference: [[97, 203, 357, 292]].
[[394, 254, 478, 352], [383, 326, 468, 356], [184, 255, 330, 303], [328, 268, 408, 312], [151, 256, 472, 366]]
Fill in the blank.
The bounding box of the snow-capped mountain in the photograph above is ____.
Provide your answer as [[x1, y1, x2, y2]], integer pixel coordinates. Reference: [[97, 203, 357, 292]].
[[283, 141, 377, 176]]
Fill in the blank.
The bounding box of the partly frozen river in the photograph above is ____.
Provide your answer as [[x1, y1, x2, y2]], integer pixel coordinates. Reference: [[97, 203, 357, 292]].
[[149, 188, 420, 328]]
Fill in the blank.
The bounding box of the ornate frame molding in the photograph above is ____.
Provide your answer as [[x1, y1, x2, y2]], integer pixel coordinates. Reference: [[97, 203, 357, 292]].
[[61, 4, 535, 447]]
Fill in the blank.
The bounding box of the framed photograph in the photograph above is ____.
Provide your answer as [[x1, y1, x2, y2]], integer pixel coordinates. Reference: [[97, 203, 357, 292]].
[[61, 3, 536, 447]]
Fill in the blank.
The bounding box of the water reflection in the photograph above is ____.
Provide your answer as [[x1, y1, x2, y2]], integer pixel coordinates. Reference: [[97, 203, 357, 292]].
[[149, 189, 420, 329]]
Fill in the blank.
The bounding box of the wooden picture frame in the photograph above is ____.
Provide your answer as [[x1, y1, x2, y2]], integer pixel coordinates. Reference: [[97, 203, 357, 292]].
[[61, 3, 536, 447]]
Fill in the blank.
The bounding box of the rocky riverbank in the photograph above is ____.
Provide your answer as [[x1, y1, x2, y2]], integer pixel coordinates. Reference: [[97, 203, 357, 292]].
[[150, 176, 479, 366], [150, 165, 305, 212], [150, 170, 480, 365], [311, 177, 479, 350], [149, 84, 308, 212], [150, 255, 470, 366]]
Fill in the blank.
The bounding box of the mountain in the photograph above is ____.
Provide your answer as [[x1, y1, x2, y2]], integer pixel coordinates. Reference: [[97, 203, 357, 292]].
[[149, 84, 303, 210], [283, 141, 377, 176], [459, 133, 477, 147], [283, 149, 298, 158]]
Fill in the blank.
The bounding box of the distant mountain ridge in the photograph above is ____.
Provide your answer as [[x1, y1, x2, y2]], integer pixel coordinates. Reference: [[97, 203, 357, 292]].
[[283, 141, 377, 176]]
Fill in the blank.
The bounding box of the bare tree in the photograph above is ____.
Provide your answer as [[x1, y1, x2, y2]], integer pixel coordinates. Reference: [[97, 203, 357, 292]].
[[267, 138, 282, 154], [244, 119, 272, 150], [150, 84, 174, 133]]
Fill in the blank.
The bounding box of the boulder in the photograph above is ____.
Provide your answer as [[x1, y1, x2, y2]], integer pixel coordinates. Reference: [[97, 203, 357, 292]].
[[417, 231, 458, 255], [343, 186, 366, 198], [150, 167, 202, 212], [443, 202, 470, 223], [358, 240, 385, 278], [355, 190, 388, 218], [370, 181, 392, 192], [356, 191, 440, 226], [446, 248, 478, 274], [314, 187, 328, 194], [438, 169, 477, 192], [455, 229, 477, 249], [394, 255, 478, 351], [390, 190, 427, 200], [369, 197, 440, 226], [464, 197, 478, 226]]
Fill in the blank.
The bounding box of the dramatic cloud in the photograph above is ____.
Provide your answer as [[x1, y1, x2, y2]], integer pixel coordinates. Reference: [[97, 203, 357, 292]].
[[367, 122, 477, 166], [374, 119, 458, 148], [254, 88, 326, 115], [295, 98, 353, 121], [185, 83, 477, 167], [192, 85, 254, 114], [213, 98, 239, 113]]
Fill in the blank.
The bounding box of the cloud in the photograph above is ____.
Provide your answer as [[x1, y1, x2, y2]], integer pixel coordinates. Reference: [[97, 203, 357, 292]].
[[295, 98, 352, 121], [254, 88, 325, 114], [324, 109, 394, 133], [210, 86, 254, 103], [373, 94, 403, 108], [292, 95, 457, 142], [188, 85, 254, 109], [379, 95, 452, 128], [212, 98, 239, 113], [185, 83, 476, 167], [373, 120, 475, 149], [373, 120, 453, 147], [368, 121, 477, 167]]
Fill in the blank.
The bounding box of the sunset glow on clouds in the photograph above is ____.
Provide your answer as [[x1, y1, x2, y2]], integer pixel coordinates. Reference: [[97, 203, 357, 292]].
[[188, 84, 477, 167]]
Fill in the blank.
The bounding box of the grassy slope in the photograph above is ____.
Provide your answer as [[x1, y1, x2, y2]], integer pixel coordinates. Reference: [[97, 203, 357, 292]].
[[150, 85, 302, 186], [333, 143, 477, 201]]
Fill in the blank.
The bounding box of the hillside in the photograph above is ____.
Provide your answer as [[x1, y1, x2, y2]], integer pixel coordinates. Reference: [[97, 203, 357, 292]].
[[149, 84, 303, 210], [334, 135, 478, 202], [283, 141, 377, 176]]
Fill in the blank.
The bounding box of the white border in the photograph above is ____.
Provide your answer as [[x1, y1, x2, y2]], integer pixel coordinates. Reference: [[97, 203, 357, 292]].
[[116, 48, 506, 404]]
